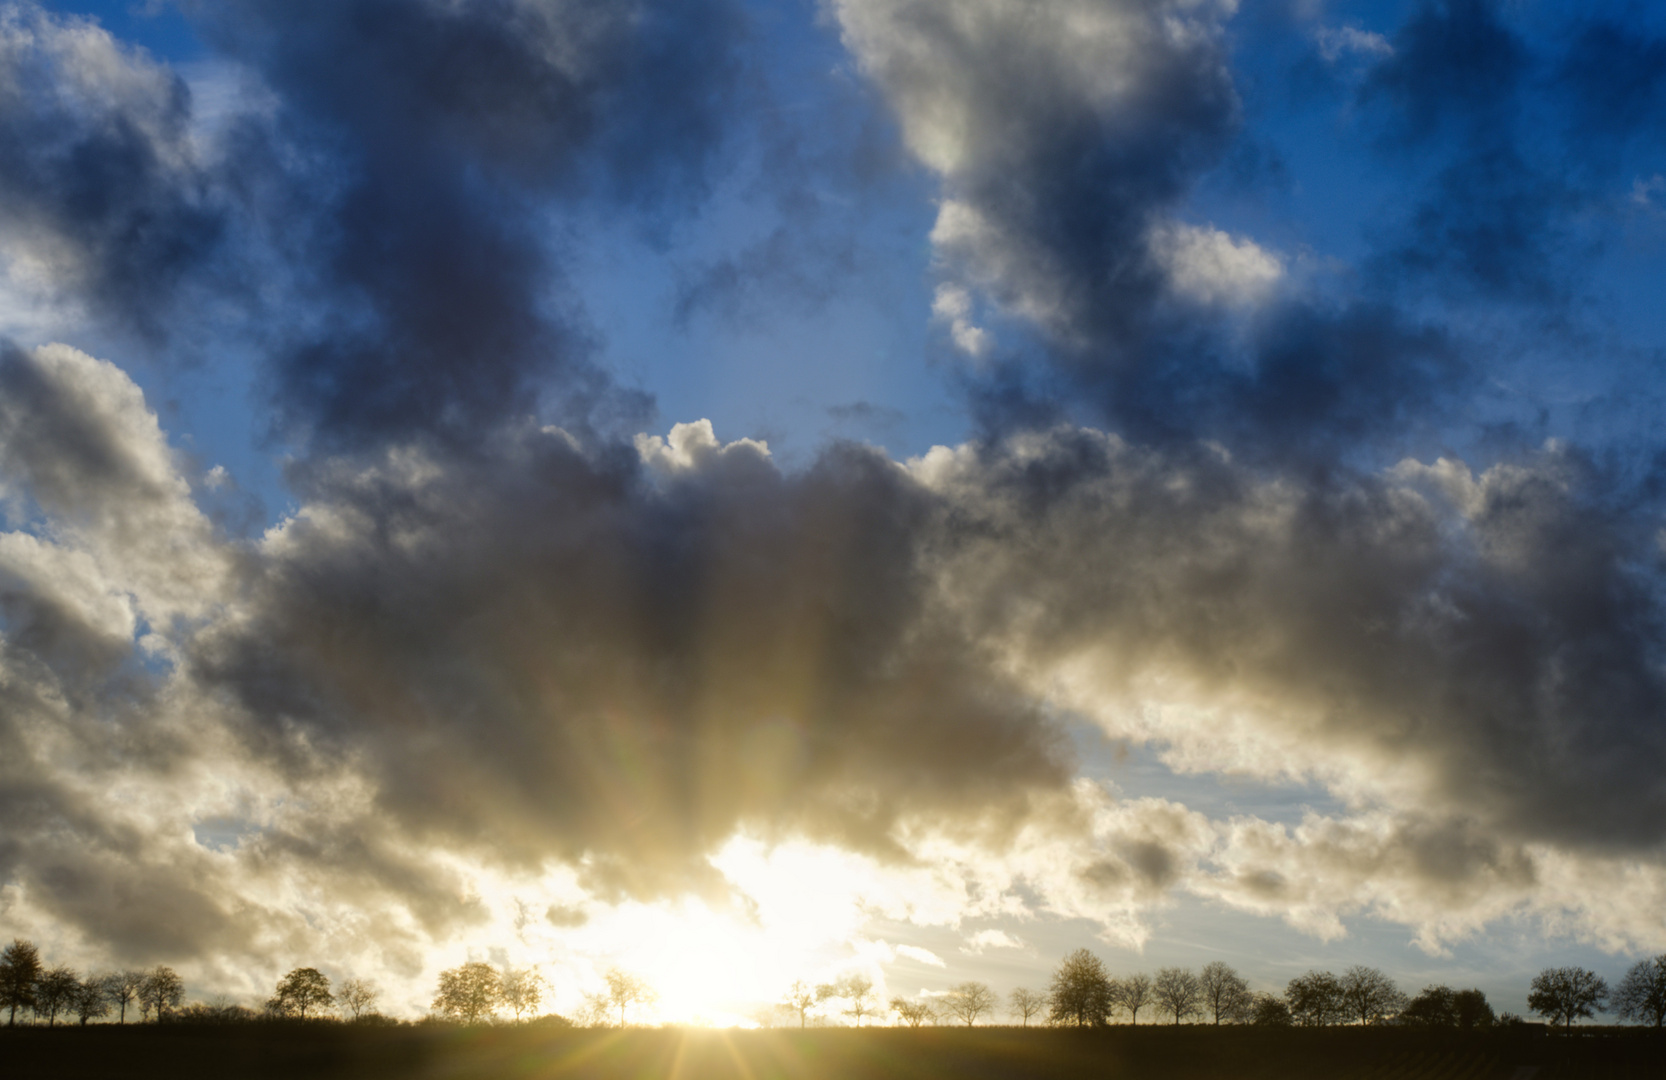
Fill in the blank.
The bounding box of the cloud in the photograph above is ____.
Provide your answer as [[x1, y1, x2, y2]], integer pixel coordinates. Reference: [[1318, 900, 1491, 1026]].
[[916, 429, 1666, 860], [962, 929, 1025, 953], [1, 0, 1664, 1013], [1314, 26, 1393, 63], [829, 0, 1486, 466], [833, 0, 1241, 344], [5, 345, 1663, 976], [895, 944, 945, 967], [175, 0, 752, 448], [189, 421, 1077, 905], [0, 5, 226, 345], [1147, 222, 1283, 308]]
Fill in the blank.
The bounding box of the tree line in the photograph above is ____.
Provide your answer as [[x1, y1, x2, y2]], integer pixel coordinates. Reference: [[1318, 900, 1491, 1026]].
[[1032, 949, 1666, 1031], [6, 935, 1665, 1031], [0, 940, 184, 1026], [0, 939, 382, 1027]]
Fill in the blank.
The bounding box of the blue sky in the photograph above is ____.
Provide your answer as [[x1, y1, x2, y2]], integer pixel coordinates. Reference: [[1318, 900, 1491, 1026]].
[[1, 0, 1664, 1024]]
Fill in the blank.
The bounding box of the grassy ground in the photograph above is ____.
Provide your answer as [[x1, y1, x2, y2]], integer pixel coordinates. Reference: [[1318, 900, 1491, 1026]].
[[1, 1023, 1661, 1080]]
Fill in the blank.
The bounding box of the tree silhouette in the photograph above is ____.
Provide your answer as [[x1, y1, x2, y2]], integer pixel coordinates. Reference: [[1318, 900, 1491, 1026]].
[[890, 996, 935, 1026], [1047, 949, 1113, 1027], [433, 962, 504, 1024], [1251, 993, 1292, 1026], [1339, 966, 1407, 1026], [1118, 973, 1153, 1024], [816, 973, 876, 1027], [36, 965, 79, 1026], [74, 977, 112, 1026], [1286, 971, 1345, 1027], [1614, 955, 1666, 1028], [104, 971, 144, 1023], [942, 981, 996, 1027], [1401, 985, 1494, 1029], [604, 968, 654, 1028], [501, 967, 546, 1021], [1154, 967, 1202, 1024], [338, 978, 380, 1020], [139, 966, 184, 1022], [270, 967, 334, 1019], [0, 939, 41, 1026], [783, 980, 818, 1028], [1528, 967, 1608, 1031], [1008, 987, 1048, 1026], [1199, 962, 1252, 1024]]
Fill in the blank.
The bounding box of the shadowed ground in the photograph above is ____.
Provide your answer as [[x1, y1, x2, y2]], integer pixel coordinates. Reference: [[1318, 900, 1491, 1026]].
[[2, 1024, 1661, 1079]]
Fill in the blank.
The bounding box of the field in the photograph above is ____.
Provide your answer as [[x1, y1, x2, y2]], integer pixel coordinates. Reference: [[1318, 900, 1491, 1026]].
[[2, 1024, 1661, 1080]]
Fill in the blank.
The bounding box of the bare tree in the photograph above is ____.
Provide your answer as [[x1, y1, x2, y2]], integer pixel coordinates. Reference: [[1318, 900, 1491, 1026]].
[[337, 978, 380, 1020], [1339, 965, 1407, 1025], [269, 967, 334, 1019], [1529, 967, 1608, 1031], [139, 966, 184, 1023], [500, 967, 545, 1021], [1198, 962, 1252, 1025], [783, 980, 818, 1028], [104, 971, 144, 1023], [890, 997, 936, 1026], [1117, 973, 1153, 1024], [36, 965, 80, 1026], [433, 961, 504, 1024], [604, 968, 654, 1028], [1285, 971, 1344, 1027], [1009, 987, 1048, 1027], [0, 939, 42, 1026], [1614, 956, 1666, 1028], [74, 976, 112, 1026], [817, 973, 877, 1027], [942, 981, 996, 1027], [1153, 968, 1202, 1025], [1048, 949, 1114, 1027]]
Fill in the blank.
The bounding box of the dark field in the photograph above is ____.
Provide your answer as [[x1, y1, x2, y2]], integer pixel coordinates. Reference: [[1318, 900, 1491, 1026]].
[[3, 1025, 1661, 1080]]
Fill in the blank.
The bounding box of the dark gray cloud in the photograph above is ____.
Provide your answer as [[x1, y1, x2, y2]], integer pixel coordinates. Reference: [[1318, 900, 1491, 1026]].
[[178, 0, 748, 448], [0, 7, 226, 344], [0, 1, 753, 448], [834, 0, 1240, 349], [920, 429, 1666, 853], [831, 0, 1485, 464], [2, 0, 1665, 989], [191, 423, 1073, 901]]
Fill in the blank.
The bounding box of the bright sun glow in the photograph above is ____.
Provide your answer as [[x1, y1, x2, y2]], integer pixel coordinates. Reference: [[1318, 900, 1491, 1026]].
[[450, 835, 957, 1026]]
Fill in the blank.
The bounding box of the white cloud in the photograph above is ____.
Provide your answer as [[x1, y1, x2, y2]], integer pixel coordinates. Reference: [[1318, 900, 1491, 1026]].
[[962, 928, 1026, 953], [1314, 25, 1393, 63], [896, 944, 947, 967], [1149, 222, 1285, 308]]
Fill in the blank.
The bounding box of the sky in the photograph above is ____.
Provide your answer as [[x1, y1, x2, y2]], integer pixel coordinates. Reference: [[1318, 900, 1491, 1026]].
[[1, 0, 1664, 1026]]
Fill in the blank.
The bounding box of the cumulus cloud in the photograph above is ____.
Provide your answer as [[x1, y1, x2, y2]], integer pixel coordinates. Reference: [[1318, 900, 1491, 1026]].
[[833, 0, 1241, 349], [5, 338, 1665, 981], [0, 5, 225, 344], [918, 428, 1666, 857], [2, 0, 1664, 1014]]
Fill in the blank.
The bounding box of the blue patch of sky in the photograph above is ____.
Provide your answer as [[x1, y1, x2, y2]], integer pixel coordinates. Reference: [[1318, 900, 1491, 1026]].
[[190, 815, 265, 853], [1065, 714, 1349, 827], [37, 0, 202, 63]]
